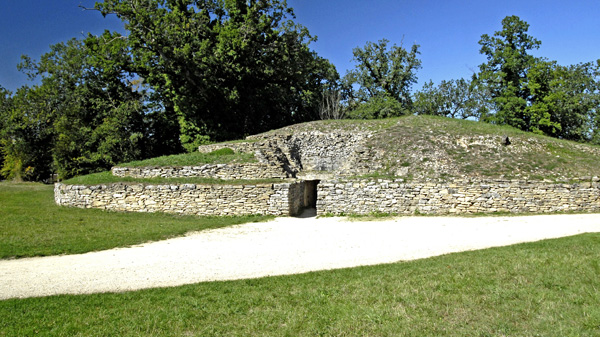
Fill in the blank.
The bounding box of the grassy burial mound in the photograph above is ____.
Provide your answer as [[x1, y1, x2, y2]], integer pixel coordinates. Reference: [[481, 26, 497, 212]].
[[65, 115, 600, 185], [248, 115, 600, 182], [55, 115, 600, 217]]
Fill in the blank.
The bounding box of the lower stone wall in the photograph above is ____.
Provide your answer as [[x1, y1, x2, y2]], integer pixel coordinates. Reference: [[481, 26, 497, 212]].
[[317, 179, 600, 215], [55, 181, 302, 216], [55, 178, 600, 218], [111, 163, 289, 180]]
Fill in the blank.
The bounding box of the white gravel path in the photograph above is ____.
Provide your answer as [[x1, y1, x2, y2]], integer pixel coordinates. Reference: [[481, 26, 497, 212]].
[[1, 213, 600, 300]]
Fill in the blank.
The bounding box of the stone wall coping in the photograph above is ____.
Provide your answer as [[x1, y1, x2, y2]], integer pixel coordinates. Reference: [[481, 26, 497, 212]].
[[112, 162, 275, 170], [55, 181, 299, 189], [323, 177, 600, 184]]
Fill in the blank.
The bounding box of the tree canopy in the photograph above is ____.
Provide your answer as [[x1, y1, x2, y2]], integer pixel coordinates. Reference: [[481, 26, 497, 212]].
[[413, 78, 490, 120], [471, 15, 600, 143], [95, 0, 338, 150], [0, 0, 338, 181], [343, 39, 421, 119]]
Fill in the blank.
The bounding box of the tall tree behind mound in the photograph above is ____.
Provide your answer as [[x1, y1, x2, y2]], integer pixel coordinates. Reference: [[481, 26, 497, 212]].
[[95, 0, 338, 151], [474, 15, 600, 143], [343, 39, 421, 119]]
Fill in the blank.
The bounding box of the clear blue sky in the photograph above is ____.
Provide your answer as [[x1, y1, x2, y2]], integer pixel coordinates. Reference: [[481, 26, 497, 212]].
[[2, 0, 600, 93]]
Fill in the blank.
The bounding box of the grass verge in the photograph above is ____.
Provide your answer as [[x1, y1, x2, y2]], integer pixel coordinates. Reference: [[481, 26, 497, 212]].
[[1, 233, 599, 336], [0, 182, 272, 259], [115, 148, 256, 168]]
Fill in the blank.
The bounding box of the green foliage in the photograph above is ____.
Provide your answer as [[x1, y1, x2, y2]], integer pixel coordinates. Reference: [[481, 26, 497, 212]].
[[0, 86, 55, 182], [343, 39, 421, 117], [0, 86, 9, 178], [52, 36, 152, 179], [473, 15, 600, 144], [475, 15, 541, 130], [539, 61, 600, 143], [345, 93, 405, 119], [95, 0, 338, 145], [414, 78, 491, 120], [10, 33, 189, 180]]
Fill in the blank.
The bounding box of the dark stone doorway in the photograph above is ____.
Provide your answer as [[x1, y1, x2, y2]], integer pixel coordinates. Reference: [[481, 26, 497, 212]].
[[304, 180, 319, 208], [294, 180, 319, 218]]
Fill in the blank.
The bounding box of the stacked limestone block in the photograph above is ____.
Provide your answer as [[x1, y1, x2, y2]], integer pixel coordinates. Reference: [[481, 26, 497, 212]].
[[317, 178, 600, 216], [55, 182, 304, 216]]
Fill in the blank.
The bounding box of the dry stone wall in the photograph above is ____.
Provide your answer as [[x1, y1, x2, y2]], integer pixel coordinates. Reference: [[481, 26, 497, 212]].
[[248, 131, 378, 175], [198, 142, 258, 154], [199, 131, 382, 178], [55, 181, 305, 216], [317, 178, 600, 216], [112, 163, 289, 180]]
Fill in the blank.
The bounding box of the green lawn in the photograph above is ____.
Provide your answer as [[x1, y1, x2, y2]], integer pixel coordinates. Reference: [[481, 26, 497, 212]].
[[0, 182, 272, 258], [115, 147, 256, 167], [1, 181, 599, 336], [1, 233, 599, 336]]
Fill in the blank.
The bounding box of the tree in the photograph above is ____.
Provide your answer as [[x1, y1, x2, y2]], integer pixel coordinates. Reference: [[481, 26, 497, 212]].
[[0, 86, 55, 181], [17, 36, 157, 179], [475, 15, 600, 143], [319, 88, 344, 120], [526, 60, 600, 141], [413, 78, 490, 120], [94, 0, 337, 150], [0, 86, 12, 180], [475, 15, 541, 130], [343, 38, 421, 118]]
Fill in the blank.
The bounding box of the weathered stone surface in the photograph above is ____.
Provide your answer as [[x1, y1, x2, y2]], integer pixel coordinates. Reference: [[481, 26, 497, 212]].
[[198, 130, 382, 178], [316, 178, 600, 216], [112, 163, 288, 180], [55, 181, 307, 216]]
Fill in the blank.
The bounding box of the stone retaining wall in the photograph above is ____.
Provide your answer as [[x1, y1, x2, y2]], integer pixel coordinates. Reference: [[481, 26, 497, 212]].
[[111, 163, 289, 180], [198, 131, 382, 178], [55, 181, 305, 216], [317, 179, 600, 216], [248, 131, 379, 174], [198, 142, 257, 154], [55, 178, 600, 217]]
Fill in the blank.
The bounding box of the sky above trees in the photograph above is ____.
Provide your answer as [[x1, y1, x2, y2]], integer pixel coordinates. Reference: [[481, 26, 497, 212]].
[[1, 0, 600, 92]]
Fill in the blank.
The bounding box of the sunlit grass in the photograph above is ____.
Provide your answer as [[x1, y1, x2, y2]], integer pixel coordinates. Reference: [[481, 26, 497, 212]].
[[1, 233, 598, 336], [0, 182, 272, 258], [115, 148, 256, 168]]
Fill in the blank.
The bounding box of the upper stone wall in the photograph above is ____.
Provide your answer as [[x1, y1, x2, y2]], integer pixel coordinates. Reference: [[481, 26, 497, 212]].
[[255, 131, 377, 174], [199, 131, 382, 178], [112, 163, 289, 180]]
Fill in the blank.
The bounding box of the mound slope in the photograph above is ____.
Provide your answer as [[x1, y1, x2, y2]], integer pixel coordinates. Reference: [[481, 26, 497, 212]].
[[247, 115, 600, 181]]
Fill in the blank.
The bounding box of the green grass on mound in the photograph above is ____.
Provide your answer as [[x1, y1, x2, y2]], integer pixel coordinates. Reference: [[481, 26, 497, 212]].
[[0, 182, 272, 259], [1, 233, 599, 336], [115, 148, 256, 168], [245, 115, 600, 181]]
